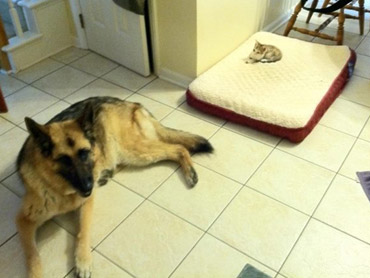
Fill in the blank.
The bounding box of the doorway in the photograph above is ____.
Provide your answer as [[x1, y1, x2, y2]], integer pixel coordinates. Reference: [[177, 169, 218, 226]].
[[72, 0, 151, 77]]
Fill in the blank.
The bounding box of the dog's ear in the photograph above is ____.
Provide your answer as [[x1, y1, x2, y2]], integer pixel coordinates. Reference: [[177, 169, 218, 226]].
[[78, 102, 94, 127], [77, 103, 95, 143], [25, 117, 54, 157]]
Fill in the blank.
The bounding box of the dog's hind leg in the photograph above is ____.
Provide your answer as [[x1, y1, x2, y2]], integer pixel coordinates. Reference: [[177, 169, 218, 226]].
[[16, 214, 42, 278], [124, 141, 198, 188], [75, 194, 94, 278], [134, 107, 213, 155]]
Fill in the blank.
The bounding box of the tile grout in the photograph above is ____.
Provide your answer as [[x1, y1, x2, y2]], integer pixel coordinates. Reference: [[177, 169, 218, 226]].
[[93, 249, 137, 277], [275, 109, 369, 276], [167, 139, 283, 277], [0, 232, 17, 249]]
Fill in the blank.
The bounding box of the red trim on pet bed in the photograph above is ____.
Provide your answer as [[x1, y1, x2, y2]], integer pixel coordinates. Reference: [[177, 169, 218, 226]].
[[186, 50, 356, 143]]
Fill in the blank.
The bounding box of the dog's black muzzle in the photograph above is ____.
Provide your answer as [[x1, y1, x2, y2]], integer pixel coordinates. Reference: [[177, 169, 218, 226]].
[[77, 174, 93, 197], [59, 165, 94, 198]]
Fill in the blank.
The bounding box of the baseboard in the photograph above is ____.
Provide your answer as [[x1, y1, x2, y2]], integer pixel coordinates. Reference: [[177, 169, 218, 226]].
[[7, 43, 72, 73], [263, 8, 293, 33], [158, 68, 194, 88]]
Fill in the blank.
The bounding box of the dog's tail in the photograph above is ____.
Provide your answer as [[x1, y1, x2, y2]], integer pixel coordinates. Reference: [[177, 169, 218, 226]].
[[155, 124, 213, 154]]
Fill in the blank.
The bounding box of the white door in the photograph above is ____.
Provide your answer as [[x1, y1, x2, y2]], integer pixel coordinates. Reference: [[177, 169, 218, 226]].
[[79, 0, 150, 76]]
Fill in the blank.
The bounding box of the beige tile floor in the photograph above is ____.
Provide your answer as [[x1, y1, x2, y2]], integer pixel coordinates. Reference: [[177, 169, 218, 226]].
[[1, 13, 370, 278]]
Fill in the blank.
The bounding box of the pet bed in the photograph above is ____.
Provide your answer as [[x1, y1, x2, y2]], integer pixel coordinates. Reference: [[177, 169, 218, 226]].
[[186, 32, 356, 142]]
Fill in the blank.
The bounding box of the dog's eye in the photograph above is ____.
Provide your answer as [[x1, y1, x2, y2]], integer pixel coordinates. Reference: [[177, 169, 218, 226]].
[[78, 149, 90, 161], [56, 155, 72, 165]]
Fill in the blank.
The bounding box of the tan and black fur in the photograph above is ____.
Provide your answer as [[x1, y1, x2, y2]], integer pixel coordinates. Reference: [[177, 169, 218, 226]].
[[16, 96, 213, 278]]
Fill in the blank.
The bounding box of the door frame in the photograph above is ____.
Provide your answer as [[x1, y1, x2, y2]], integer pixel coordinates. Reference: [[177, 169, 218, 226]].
[[69, 0, 157, 75], [68, 0, 88, 49]]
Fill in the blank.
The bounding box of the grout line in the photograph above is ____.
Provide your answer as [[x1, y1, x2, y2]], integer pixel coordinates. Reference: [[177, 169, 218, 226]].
[[176, 107, 227, 127], [0, 233, 17, 249], [135, 87, 186, 109], [206, 233, 280, 275], [52, 219, 77, 238], [275, 142, 350, 174], [93, 249, 137, 277], [111, 176, 156, 200], [275, 113, 367, 275], [352, 72, 370, 81], [62, 268, 74, 278], [19, 63, 67, 85], [0, 82, 28, 99], [93, 160, 185, 251], [267, 142, 340, 173], [311, 217, 370, 247], [67, 62, 120, 79], [0, 118, 18, 136], [0, 180, 22, 199], [60, 50, 128, 78], [190, 157, 314, 218], [168, 140, 281, 277], [167, 232, 207, 277], [316, 122, 360, 138], [101, 70, 158, 94], [29, 72, 99, 100], [92, 197, 146, 250], [338, 95, 370, 110], [129, 92, 179, 114], [273, 186, 334, 276], [158, 106, 180, 123], [135, 75, 159, 93], [49, 48, 91, 65], [146, 198, 205, 232]]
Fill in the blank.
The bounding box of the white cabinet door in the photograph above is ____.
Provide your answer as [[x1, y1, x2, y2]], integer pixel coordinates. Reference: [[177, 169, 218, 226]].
[[80, 0, 150, 76]]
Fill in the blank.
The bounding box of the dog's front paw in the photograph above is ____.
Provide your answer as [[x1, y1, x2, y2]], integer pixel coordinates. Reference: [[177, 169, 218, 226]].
[[75, 253, 92, 278]]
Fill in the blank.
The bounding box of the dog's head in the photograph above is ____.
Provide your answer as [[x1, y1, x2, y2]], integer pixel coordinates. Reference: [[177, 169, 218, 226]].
[[25, 104, 95, 197]]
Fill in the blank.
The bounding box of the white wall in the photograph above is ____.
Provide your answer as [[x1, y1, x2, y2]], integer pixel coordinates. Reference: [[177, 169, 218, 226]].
[[150, 0, 197, 86], [196, 0, 266, 75], [150, 0, 295, 87], [263, 0, 296, 31]]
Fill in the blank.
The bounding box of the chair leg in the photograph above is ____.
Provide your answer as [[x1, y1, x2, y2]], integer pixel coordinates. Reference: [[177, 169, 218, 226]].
[[284, 2, 302, 36], [0, 88, 8, 113], [306, 0, 319, 23], [337, 8, 345, 45], [358, 0, 364, 35]]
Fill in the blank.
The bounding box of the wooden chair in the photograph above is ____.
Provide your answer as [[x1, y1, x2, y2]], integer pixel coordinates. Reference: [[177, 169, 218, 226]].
[[311, 0, 370, 35], [0, 86, 8, 113], [284, 0, 368, 45]]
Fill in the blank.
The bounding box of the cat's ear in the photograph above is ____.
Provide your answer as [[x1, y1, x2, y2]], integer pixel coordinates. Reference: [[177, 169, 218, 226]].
[[255, 40, 260, 46]]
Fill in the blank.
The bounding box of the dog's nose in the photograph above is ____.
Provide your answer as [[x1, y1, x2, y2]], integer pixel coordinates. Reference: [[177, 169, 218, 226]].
[[81, 176, 93, 197], [82, 189, 92, 197]]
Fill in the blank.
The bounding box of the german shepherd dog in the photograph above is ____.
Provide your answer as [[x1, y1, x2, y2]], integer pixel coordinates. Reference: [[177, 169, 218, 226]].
[[16, 96, 213, 278]]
